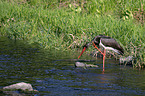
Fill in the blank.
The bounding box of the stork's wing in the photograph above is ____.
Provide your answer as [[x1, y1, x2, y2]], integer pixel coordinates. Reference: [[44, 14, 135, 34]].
[[101, 38, 124, 55]]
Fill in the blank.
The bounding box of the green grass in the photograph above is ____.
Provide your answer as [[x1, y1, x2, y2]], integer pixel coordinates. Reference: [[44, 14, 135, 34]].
[[0, 0, 144, 68]]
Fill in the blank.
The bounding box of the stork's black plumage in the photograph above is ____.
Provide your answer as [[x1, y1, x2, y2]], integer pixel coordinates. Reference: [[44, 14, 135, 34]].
[[92, 35, 124, 55]]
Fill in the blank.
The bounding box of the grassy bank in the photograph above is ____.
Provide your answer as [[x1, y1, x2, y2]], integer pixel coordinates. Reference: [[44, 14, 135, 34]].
[[0, 0, 144, 68]]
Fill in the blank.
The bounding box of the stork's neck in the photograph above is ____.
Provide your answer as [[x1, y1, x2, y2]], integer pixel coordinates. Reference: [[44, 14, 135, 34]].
[[83, 42, 92, 49], [99, 40, 105, 48]]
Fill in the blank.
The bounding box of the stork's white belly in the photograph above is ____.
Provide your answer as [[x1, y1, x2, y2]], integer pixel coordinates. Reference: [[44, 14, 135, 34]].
[[99, 40, 120, 54]]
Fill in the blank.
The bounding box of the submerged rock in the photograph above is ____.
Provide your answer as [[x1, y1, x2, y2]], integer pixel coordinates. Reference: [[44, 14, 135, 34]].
[[75, 62, 98, 68], [3, 82, 38, 92], [2, 91, 25, 96]]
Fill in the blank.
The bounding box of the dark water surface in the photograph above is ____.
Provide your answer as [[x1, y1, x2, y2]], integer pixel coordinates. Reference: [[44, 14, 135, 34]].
[[0, 37, 145, 96]]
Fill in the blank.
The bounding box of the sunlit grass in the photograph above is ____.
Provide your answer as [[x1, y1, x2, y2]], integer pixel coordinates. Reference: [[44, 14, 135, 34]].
[[0, 0, 144, 68]]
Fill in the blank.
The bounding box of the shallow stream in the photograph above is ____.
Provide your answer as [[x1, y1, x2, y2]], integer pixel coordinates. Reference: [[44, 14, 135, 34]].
[[0, 37, 145, 96]]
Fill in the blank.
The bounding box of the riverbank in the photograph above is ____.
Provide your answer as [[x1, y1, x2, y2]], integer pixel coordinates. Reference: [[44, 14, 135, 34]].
[[0, 0, 144, 68]]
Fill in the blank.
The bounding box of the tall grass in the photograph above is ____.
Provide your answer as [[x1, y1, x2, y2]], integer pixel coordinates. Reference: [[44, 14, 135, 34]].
[[0, 0, 144, 68]]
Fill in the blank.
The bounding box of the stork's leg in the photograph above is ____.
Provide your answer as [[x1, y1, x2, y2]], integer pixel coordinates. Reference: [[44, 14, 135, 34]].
[[103, 49, 106, 72], [92, 42, 106, 72], [92, 42, 104, 55]]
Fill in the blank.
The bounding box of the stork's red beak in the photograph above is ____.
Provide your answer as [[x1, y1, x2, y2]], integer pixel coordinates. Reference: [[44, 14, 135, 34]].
[[78, 47, 86, 59]]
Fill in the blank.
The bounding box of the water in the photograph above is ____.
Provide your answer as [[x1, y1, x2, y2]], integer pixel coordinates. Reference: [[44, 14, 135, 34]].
[[0, 37, 145, 96]]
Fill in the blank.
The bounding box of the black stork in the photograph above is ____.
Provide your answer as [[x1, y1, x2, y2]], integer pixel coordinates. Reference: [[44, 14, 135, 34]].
[[78, 35, 124, 71]]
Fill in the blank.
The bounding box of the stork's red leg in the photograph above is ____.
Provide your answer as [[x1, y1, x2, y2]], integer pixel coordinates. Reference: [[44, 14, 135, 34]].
[[92, 42, 104, 55], [103, 49, 106, 72], [92, 42, 106, 72]]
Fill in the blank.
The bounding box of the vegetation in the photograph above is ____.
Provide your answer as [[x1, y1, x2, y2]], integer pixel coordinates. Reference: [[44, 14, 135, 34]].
[[0, 0, 144, 68]]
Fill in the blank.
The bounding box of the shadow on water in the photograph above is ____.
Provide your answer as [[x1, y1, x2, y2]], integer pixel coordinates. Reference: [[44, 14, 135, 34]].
[[0, 36, 145, 96]]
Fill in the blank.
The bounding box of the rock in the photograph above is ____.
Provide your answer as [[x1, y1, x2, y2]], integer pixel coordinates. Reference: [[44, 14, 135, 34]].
[[85, 64, 99, 67], [75, 62, 98, 68], [75, 62, 85, 67], [119, 56, 135, 65], [3, 82, 38, 92]]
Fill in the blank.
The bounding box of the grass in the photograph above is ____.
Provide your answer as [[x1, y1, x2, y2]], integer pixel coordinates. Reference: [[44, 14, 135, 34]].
[[0, 0, 144, 68]]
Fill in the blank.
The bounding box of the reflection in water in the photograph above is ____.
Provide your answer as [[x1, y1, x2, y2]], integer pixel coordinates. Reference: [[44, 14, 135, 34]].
[[0, 36, 145, 95]]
